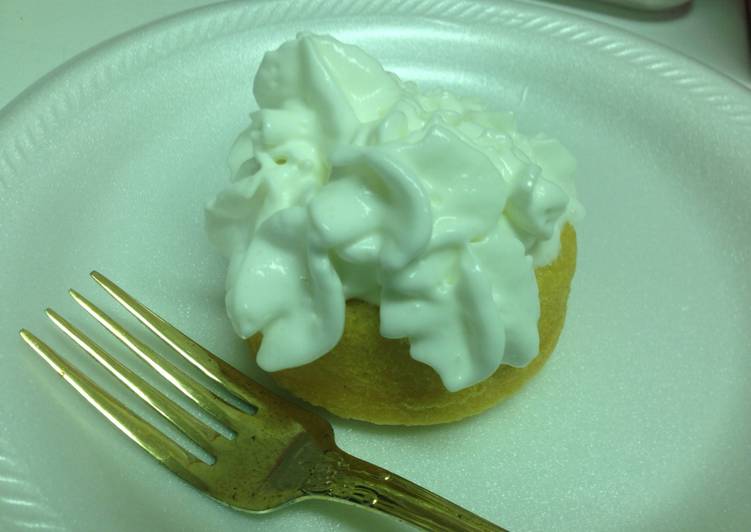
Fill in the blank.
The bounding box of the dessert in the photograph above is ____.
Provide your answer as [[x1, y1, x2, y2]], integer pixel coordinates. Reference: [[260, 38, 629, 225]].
[[206, 34, 582, 425]]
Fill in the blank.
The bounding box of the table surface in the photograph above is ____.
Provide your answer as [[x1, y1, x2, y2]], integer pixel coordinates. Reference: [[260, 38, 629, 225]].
[[0, 0, 748, 112]]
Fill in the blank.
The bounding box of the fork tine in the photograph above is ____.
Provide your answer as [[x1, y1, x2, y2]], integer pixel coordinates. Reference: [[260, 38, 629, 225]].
[[90, 271, 275, 408], [45, 309, 221, 453], [68, 289, 241, 429], [19, 329, 207, 489]]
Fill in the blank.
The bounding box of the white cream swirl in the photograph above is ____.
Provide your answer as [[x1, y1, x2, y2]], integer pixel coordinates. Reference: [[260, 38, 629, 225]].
[[206, 33, 581, 392]]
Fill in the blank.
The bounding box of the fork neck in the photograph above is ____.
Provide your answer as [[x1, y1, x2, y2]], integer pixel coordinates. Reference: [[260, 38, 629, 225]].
[[302, 449, 507, 532]]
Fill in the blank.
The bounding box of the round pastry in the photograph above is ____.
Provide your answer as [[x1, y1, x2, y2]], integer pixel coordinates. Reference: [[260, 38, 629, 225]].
[[206, 34, 583, 426], [249, 224, 575, 425]]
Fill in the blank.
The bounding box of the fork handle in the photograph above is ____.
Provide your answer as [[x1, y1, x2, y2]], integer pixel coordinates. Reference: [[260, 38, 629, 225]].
[[304, 449, 508, 532]]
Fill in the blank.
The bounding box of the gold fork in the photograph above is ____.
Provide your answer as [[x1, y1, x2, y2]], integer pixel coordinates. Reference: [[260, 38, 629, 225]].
[[20, 271, 506, 532]]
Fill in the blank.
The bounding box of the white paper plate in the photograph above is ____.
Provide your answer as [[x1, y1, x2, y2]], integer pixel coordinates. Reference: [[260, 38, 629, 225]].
[[2, 1, 750, 530]]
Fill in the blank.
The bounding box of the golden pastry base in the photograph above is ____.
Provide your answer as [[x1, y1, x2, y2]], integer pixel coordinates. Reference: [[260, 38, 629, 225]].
[[248, 225, 577, 425]]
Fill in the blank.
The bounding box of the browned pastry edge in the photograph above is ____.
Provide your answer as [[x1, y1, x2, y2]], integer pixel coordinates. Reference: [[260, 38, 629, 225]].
[[248, 224, 577, 425]]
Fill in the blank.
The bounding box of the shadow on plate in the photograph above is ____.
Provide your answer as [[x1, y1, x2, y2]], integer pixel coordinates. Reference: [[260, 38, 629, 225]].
[[539, 0, 692, 22]]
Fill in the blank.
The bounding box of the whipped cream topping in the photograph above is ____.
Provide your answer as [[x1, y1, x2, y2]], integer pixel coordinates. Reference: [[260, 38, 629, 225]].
[[206, 34, 581, 392]]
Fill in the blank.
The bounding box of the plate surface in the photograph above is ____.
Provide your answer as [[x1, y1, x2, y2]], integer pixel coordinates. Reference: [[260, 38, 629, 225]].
[[1, 1, 750, 530]]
